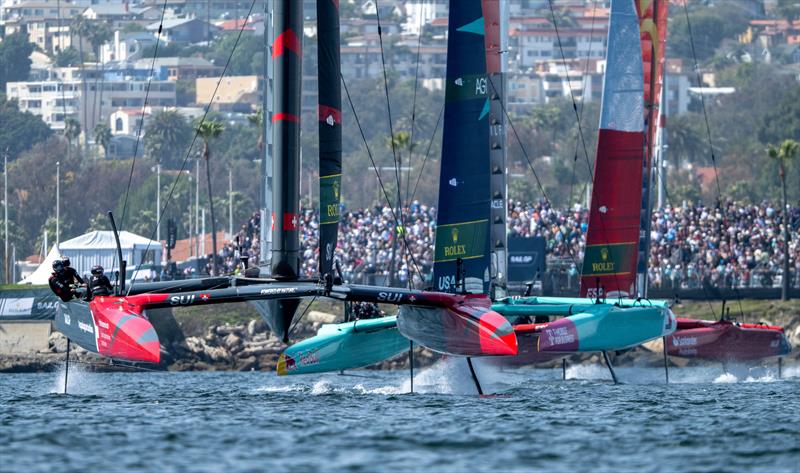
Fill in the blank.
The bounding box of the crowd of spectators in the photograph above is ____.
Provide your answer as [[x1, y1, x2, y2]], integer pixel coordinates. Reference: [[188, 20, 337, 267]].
[[209, 200, 798, 291]]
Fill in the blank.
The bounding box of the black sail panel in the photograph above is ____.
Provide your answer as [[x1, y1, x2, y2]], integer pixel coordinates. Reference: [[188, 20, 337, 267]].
[[317, 0, 343, 278], [432, 0, 491, 294]]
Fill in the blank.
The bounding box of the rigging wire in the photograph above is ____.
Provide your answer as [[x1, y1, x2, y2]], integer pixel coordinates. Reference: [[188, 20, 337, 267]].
[[681, 1, 723, 205], [405, 4, 427, 207], [408, 102, 444, 205], [544, 0, 625, 299], [567, 0, 598, 207], [119, 0, 170, 230], [288, 295, 317, 336], [341, 73, 425, 285], [682, 2, 742, 310], [126, 0, 259, 291], [373, 0, 403, 204], [546, 0, 594, 178], [374, 0, 406, 279], [488, 76, 583, 275]]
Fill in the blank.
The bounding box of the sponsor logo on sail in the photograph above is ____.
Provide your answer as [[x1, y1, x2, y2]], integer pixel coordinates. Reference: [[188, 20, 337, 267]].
[[443, 227, 467, 258], [591, 247, 615, 273]]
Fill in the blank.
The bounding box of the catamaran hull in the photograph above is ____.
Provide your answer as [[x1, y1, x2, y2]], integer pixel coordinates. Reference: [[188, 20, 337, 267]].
[[538, 306, 675, 352], [277, 316, 408, 375], [486, 331, 568, 367], [397, 303, 517, 357], [667, 319, 791, 362], [54, 299, 161, 364]]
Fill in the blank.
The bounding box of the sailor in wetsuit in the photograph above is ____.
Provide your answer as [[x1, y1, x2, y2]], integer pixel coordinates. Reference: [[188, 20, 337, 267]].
[[48, 260, 78, 302], [88, 265, 114, 297], [60, 256, 85, 286]]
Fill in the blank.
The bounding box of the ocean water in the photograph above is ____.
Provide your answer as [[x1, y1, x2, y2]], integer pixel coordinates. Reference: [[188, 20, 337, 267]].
[[1, 360, 798, 473]]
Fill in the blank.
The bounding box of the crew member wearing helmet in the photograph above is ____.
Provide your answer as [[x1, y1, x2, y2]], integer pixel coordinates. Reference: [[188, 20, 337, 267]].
[[60, 256, 85, 285], [48, 260, 76, 302], [89, 265, 114, 297]]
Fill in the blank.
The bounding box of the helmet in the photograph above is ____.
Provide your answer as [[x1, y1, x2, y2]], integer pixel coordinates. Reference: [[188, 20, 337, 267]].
[[61, 255, 71, 267], [91, 265, 104, 276], [52, 260, 64, 272]]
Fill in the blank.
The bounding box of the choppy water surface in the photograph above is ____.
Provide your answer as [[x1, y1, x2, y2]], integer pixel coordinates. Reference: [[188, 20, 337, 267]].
[[2, 360, 798, 473]]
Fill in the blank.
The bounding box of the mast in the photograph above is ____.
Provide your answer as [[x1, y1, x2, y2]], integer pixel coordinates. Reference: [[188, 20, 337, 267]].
[[656, 73, 668, 210], [482, 0, 508, 300], [579, 0, 645, 299], [317, 0, 342, 280], [260, 0, 274, 269], [265, 0, 303, 341], [432, 0, 491, 294], [635, 0, 669, 297]]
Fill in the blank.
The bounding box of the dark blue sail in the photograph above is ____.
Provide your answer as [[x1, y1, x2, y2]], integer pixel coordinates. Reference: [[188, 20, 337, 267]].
[[432, 1, 491, 294]]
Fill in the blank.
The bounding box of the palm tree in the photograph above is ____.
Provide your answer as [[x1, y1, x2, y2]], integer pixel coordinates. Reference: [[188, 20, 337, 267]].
[[71, 16, 92, 156], [247, 108, 264, 151], [195, 120, 224, 275], [64, 118, 81, 158], [94, 123, 112, 158], [145, 110, 192, 167], [667, 115, 704, 164], [768, 139, 798, 301], [88, 24, 112, 136]]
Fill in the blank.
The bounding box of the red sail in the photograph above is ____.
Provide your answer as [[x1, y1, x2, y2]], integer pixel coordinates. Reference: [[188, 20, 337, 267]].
[[580, 0, 646, 298]]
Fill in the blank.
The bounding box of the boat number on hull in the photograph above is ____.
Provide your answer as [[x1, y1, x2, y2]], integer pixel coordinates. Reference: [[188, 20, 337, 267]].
[[377, 292, 404, 303], [170, 295, 196, 306]]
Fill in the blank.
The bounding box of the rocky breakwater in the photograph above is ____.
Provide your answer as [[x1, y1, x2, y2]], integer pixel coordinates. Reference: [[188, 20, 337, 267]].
[[168, 318, 285, 371]]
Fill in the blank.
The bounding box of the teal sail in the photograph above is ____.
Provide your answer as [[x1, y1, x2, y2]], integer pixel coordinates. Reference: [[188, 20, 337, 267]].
[[432, 0, 492, 294]]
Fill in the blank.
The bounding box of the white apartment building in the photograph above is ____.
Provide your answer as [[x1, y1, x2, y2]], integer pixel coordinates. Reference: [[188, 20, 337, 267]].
[[6, 73, 176, 135]]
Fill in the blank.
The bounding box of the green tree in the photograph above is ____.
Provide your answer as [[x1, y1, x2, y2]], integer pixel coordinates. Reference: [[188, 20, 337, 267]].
[[53, 47, 81, 67], [144, 110, 192, 167], [88, 23, 112, 126], [195, 120, 224, 275], [759, 85, 800, 145], [72, 16, 93, 154], [767, 140, 798, 301], [63, 118, 81, 158], [0, 32, 35, 90], [668, 5, 750, 62], [175, 80, 196, 106], [247, 109, 264, 151], [667, 114, 705, 164], [209, 33, 263, 75], [94, 123, 112, 158], [0, 99, 53, 161]]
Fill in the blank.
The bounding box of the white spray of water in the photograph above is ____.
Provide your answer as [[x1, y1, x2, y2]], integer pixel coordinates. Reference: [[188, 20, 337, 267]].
[[713, 372, 738, 384], [50, 361, 93, 395]]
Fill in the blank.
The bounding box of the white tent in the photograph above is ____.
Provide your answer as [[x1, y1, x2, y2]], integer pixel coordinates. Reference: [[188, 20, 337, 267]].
[[58, 231, 163, 279], [19, 245, 61, 285]]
